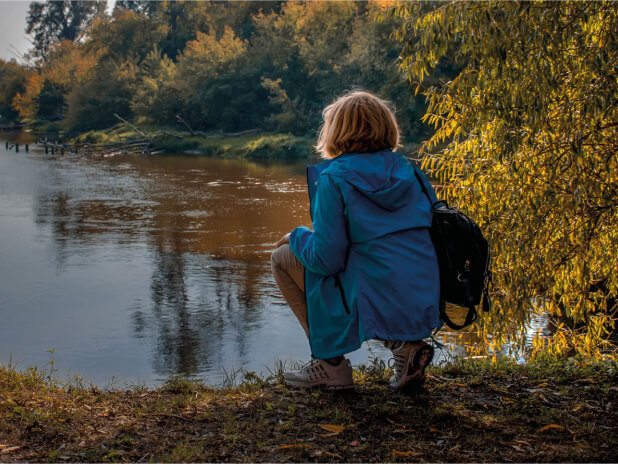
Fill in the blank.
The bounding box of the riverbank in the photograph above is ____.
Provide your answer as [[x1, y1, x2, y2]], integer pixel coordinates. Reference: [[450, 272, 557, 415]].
[[1, 358, 616, 462], [73, 125, 315, 159]]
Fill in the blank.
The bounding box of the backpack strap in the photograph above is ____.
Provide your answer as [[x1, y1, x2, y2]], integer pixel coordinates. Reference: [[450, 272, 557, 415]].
[[413, 166, 481, 331], [413, 166, 432, 205]]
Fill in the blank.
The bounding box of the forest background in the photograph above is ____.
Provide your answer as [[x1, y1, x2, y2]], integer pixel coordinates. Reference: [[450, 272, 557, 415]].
[[0, 1, 439, 144]]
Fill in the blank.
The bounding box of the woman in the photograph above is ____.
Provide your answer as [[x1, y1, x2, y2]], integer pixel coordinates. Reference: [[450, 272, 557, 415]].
[[271, 90, 441, 390]]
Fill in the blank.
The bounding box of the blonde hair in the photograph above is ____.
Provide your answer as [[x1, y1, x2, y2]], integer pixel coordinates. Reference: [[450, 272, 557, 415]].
[[316, 90, 400, 159]]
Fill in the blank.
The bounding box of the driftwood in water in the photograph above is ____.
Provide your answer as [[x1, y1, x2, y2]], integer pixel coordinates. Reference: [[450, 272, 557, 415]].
[[41, 137, 158, 157]]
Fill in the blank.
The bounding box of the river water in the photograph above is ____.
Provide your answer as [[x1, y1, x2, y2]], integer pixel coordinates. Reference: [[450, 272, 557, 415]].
[[0, 133, 487, 387]]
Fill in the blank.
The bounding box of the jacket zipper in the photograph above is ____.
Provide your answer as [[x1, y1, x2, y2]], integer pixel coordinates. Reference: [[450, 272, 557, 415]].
[[334, 275, 351, 314]]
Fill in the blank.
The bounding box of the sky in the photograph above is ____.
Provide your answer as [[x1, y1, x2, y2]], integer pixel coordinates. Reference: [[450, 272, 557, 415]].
[[0, 0, 116, 64]]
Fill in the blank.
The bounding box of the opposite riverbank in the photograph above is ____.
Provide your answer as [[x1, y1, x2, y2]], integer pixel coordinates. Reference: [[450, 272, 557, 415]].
[[1, 358, 616, 462], [74, 125, 315, 159], [21, 123, 420, 159]]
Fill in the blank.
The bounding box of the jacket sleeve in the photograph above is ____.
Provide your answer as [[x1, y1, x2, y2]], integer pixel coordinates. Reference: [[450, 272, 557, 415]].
[[289, 174, 349, 276]]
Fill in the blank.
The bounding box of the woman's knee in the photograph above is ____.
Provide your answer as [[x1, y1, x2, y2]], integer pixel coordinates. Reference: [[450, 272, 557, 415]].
[[271, 244, 291, 270]]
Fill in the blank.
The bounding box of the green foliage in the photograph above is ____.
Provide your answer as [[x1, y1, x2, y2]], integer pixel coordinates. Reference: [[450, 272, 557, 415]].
[[131, 47, 181, 124], [26, 0, 106, 61], [389, 1, 618, 359], [0, 60, 28, 123], [11, 1, 437, 142]]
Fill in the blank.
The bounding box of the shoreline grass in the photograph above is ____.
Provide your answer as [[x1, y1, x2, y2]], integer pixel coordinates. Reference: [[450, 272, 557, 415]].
[[1, 358, 616, 462], [72, 125, 314, 159]]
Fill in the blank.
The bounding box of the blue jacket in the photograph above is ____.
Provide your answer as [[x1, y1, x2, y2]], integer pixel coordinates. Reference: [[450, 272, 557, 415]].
[[289, 150, 441, 359]]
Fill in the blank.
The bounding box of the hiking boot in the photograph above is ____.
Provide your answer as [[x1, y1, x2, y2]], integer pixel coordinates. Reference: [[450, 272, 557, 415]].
[[385, 341, 434, 390], [284, 358, 354, 390]]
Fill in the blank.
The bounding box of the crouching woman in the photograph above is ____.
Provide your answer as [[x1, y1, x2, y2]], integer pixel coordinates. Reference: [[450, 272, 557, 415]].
[[271, 90, 441, 390]]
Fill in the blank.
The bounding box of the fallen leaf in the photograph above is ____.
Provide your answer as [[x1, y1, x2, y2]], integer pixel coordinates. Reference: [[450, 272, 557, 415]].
[[386, 418, 404, 427], [274, 443, 312, 451], [0, 446, 22, 455], [392, 450, 423, 458], [319, 424, 345, 434], [539, 424, 565, 432], [349, 440, 360, 447], [324, 451, 344, 460]]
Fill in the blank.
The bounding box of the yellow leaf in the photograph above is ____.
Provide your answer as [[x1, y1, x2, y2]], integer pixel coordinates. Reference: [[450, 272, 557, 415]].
[[0, 446, 21, 455], [274, 443, 312, 451], [386, 418, 404, 427], [539, 424, 566, 432], [318, 424, 345, 433]]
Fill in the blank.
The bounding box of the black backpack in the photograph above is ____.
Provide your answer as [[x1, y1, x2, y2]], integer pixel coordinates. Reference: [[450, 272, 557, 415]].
[[414, 168, 492, 330]]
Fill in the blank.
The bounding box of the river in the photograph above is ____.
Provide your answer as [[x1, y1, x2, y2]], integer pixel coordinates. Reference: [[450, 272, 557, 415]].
[[0, 133, 490, 387]]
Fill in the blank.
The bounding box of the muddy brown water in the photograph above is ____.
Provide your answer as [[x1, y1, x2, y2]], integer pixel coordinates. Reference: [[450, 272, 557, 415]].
[[0, 133, 515, 387]]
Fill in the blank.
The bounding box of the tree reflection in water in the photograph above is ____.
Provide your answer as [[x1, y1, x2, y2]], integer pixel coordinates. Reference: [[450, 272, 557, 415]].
[[31, 152, 311, 380]]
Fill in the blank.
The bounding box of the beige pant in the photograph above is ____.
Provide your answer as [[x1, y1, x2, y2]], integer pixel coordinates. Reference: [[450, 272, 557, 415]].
[[271, 244, 309, 337], [271, 244, 402, 351]]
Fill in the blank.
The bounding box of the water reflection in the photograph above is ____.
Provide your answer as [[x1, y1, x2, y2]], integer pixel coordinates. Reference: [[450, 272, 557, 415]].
[[18, 146, 318, 383]]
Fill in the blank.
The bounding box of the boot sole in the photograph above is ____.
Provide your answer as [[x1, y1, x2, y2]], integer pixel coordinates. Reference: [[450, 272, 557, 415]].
[[285, 380, 354, 390]]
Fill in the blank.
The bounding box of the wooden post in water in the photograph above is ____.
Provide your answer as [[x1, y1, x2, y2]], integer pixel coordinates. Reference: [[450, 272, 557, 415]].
[[25, 144, 29, 152], [61, 146, 65, 155], [5, 141, 8, 149], [15, 144, 19, 152], [44, 143, 48, 154], [51, 146, 54, 155]]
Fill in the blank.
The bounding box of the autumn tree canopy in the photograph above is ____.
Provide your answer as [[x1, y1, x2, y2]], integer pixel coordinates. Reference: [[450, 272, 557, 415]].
[[387, 1, 618, 359], [8, 1, 432, 139]]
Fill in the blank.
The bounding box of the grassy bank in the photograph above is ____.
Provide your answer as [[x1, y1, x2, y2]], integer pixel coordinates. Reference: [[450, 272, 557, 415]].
[[1, 358, 616, 462], [74, 125, 314, 159]]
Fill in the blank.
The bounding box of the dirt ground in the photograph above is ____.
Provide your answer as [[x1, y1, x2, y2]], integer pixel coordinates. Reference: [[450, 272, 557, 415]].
[[1, 358, 616, 462]]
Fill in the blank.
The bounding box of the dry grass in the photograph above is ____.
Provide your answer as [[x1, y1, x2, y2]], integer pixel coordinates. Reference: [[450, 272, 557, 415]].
[[0, 358, 616, 462]]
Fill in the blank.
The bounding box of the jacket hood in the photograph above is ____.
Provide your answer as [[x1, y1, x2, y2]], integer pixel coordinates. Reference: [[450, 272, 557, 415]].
[[324, 151, 413, 211]]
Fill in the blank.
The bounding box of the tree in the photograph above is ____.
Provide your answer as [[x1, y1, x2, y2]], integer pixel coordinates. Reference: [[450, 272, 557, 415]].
[[26, 0, 106, 61], [0, 60, 29, 123], [175, 26, 249, 131], [12, 41, 96, 125], [388, 1, 618, 359], [131, 47, 181, 125]]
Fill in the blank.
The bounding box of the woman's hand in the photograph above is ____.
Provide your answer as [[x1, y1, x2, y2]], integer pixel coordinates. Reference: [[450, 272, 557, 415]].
[[276, 232, 291, 248]]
